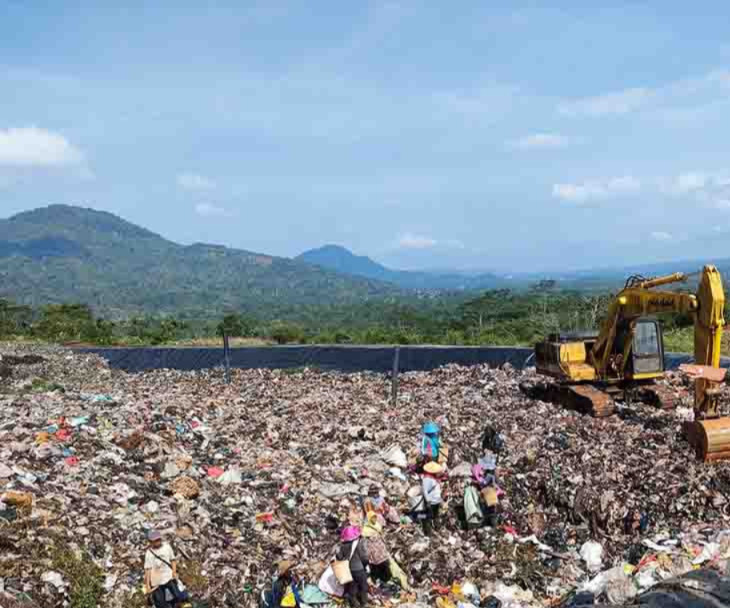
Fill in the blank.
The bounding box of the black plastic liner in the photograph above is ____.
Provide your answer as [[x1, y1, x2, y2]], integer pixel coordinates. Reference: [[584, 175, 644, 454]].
[[634, 570, 730, 607], [560, 570, 730, 607], [76, 345, 730, 374]]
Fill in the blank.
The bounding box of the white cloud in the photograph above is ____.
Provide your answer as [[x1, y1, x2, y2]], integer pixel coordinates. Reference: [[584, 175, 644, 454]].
[[558, 69, 730, 121], [177, 173, 216, 191], [0, 126, 83, 167], [676, 172, 707, 193], [558, 87, 652, 117], [650, 231, 672, 241], [509, 133, 576, 150], [194, 203, 230, 217], [432, 83, 521, 122], [397, 233, 438, 249], [552, 175, 641, 203], [552, 183, 605, 203], [656, 172, 730, 210]]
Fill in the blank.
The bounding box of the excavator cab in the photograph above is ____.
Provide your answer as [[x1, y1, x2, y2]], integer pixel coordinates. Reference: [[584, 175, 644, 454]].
[[628, 318, 664, 377], [606, 317, 665, 380]]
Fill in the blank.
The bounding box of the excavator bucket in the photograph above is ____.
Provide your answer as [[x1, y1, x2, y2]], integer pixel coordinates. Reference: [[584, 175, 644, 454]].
[[686, 419, 730, 462], [679, 363, 730, 461], [679, 364, 727, 383]]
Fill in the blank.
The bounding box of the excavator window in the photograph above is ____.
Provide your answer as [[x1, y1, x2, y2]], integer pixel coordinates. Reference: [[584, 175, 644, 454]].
[[632, 319, 664, 374]]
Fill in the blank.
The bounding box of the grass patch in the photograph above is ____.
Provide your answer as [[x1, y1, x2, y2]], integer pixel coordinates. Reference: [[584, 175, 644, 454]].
[[664, 326, 730, 356], [50, 545, 104, 608], [29, 378, 65, 393], [177, 559, 210, 597], [124, 588, 149, 608]]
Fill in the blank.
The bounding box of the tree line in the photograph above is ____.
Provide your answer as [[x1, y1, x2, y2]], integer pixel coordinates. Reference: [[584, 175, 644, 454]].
[[0, 286, 699, 348]]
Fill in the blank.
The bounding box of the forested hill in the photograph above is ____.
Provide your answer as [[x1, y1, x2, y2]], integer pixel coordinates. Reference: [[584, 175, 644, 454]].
[[0, 205, 399, 317], [297, 244, 503, 290]]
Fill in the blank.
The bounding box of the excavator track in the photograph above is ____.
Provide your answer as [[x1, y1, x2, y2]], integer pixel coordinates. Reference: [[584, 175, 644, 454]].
[[638, 384, 680, 410], [566, 385, 616, 417], [520, 381, 615, 417]]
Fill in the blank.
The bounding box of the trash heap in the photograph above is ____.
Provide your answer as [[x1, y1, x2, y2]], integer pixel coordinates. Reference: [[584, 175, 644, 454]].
[[3, 344, 730, 608]]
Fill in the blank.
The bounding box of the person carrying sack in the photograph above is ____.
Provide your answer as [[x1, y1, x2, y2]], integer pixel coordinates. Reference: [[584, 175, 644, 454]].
[[471, 464, 499, 527], [421, 462, 445, 536], [362, 512, 390, 584], [143, 530, 190, 608], [335, 526, 369, 608]]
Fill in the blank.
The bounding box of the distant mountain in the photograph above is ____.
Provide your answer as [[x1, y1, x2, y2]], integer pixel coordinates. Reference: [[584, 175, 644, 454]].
[[0, 205, 399, 317], [297, 244, 504, 290]]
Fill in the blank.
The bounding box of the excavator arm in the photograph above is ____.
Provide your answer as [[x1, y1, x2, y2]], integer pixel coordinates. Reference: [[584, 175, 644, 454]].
[[590, 272, 698, 380], [693, 265, 725, 418]]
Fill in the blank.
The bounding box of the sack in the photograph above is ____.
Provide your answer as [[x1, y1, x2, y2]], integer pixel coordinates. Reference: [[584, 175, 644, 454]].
[[318, 565, 344, 597], [482, 487, 498, 507], [169, 579, 190, 602], [407, 486, 426, 512], [464, 486, 484, 529], [281, 589, 296, 607], [366, 535, 389, 565], [332, 560, 353, 585], [383, 445, 408, 469], [389, 558, 410, 591], [333, 540, 358, 585]]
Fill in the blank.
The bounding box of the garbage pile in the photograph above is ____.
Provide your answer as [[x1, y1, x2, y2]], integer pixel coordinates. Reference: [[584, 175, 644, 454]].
[[2, 343, 730, 608]]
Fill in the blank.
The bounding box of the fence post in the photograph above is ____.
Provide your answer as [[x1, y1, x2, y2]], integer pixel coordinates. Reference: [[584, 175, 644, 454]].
[[391, 346, 400, 407], [223, 333, 231, 385]]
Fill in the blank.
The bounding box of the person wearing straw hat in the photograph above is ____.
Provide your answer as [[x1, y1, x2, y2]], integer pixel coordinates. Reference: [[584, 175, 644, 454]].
[[336, 526, 369, 608], [270, 561, 301, 608], [421, 462, 445, 536]]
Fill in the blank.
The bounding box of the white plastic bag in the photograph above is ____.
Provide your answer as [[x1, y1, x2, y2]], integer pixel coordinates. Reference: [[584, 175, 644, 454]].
[[580, 540, 604, 573], [318, 565, 344, 597], [218, 466, 243, 485], [382, 445, 408, 469]]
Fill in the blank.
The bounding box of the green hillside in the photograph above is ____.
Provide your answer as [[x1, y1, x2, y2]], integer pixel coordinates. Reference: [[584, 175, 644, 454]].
[[0, 205, 399, 318], [297, 244, 504, 290]]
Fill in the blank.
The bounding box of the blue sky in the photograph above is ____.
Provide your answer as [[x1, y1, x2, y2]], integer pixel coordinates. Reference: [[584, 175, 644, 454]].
[[2, 1, 730, 272]]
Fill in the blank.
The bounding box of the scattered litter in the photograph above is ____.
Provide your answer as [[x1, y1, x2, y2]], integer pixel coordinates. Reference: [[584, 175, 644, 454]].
[[0, 343, 729, 607]]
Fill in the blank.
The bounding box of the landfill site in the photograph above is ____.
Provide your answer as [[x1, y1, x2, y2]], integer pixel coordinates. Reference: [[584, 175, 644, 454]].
[[4, 343, 730, 608]]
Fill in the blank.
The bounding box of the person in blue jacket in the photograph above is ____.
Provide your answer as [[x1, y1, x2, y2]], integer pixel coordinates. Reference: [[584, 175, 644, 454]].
[[420, 421, 441, 464]]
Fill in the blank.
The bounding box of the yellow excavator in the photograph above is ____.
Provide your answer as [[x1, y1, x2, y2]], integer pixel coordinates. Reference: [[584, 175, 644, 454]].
[[533, 265, 729, 460]]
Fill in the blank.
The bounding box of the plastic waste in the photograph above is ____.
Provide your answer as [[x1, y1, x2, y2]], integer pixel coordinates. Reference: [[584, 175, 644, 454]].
[[580, 564, 632, 598], [41, 571, 65, 590], [693, 542, 720, 565], [382, 445, 408, 469], [318, 565, 344, 597], [580, 541, 604, 573], [461, 581, 480, 605], [218, 466, 243, 485]]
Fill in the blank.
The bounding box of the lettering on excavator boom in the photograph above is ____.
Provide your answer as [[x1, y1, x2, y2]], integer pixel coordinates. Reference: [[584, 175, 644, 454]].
[[648, 296, 676, 308]]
